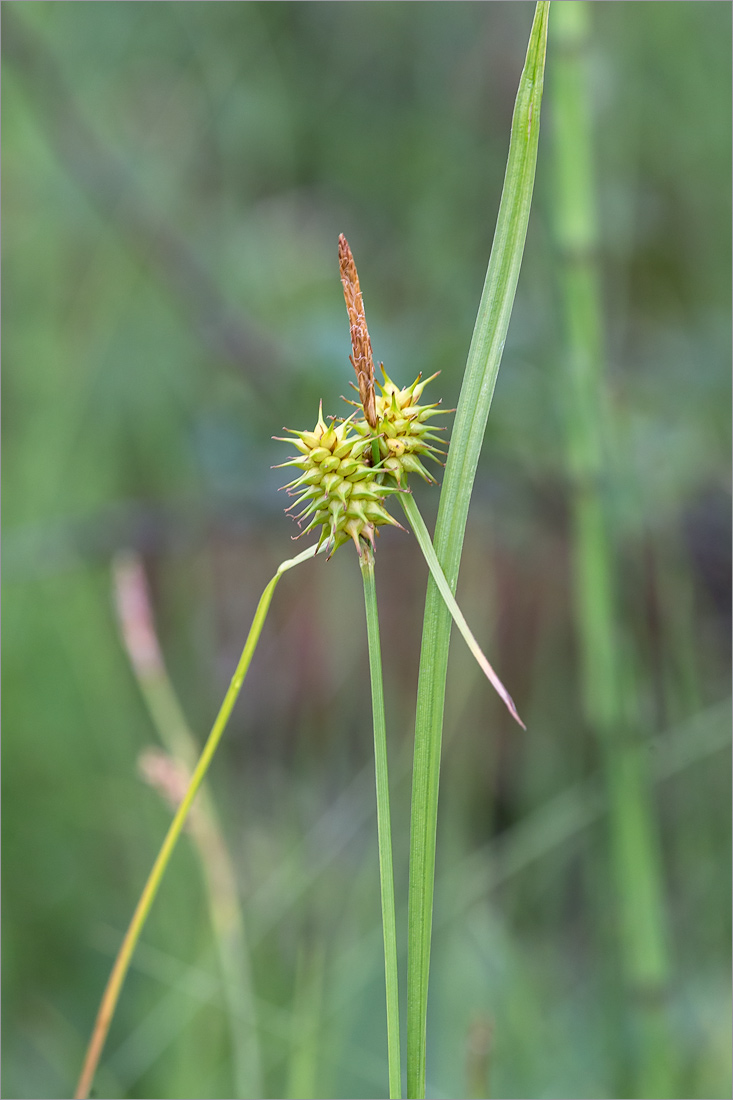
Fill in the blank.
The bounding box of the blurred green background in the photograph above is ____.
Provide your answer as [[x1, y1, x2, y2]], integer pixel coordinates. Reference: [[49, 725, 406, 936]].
[[2, 3, 730, 1098]]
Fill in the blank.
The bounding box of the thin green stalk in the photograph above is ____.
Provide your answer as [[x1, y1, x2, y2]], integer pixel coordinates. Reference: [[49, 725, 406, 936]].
[[550, 4, 672, 1094], [75, 541, 322, 1100], [360, 545, 402, 1100], [113, 552, 262, 1098], [406, 5, 550, 1096]]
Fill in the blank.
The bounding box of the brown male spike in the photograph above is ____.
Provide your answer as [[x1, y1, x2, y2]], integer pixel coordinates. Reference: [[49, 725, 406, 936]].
[[339, 233, 377, 430]]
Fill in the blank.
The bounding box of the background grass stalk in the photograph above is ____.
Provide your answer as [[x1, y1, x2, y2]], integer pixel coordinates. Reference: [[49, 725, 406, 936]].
[[550, 4, 673, 1093], [75, 542, 322, 1100], [113, 553, 262, 1098], [286, 941, 326, 1100], [359, 544, 402, 1100], [406, 5, 550, 1096]]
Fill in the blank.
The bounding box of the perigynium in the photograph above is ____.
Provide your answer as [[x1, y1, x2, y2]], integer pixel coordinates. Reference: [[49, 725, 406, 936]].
[[275, 371, 451, 555], [275, 404, 405, 556], [365, 367, 450, 485]]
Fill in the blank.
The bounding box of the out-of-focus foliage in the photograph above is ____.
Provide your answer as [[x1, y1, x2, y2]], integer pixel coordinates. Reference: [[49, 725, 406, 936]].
[[2, 3, 730, 1098]]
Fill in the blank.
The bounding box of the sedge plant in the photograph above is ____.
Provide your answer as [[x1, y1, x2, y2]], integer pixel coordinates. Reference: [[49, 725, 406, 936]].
[[75, 236, 523, 1098], [76, 4, 549, 1091]]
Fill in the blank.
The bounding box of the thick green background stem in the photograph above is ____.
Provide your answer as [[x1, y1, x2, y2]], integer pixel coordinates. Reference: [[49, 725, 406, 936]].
[[360, 547, 402, 1099], [550, 4, 672, 1095], [406, 5, 549, 1096], [75, 543, 320, 1100]]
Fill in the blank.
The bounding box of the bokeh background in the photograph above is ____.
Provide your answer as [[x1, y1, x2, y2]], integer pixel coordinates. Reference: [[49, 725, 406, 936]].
[[2, 3, 730, 1098]]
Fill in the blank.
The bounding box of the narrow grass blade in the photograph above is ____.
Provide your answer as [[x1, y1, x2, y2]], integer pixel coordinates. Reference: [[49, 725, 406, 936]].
[[400, 492, 524, 728], [113, 552, 263, 1098], [406, 5, 550, 1097], [360, 546, 402, 1099], [75, 541, 323, 1100]]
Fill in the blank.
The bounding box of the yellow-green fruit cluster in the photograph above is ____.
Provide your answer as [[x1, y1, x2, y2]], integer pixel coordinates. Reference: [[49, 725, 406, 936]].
[[276, 405, 403, 555], [357, 369, 449, 485]]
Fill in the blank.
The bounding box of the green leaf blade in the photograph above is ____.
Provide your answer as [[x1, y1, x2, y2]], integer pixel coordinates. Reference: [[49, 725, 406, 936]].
[[406, 5, 550, 1097]]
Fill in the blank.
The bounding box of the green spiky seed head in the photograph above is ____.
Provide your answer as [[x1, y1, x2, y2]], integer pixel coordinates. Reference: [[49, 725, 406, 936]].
[[275, 403, 403, 556], [352, 368, 450, 484]]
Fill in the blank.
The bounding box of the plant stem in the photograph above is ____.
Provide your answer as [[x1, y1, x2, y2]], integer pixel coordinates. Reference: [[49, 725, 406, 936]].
[[75, 541, 322, 1100], [406, 5, 550, 1096], [113, 552, 262, 1098], [550, 4, 672, 1094], [359, 544, 402, 1100], [286, 941, 326, 1100]]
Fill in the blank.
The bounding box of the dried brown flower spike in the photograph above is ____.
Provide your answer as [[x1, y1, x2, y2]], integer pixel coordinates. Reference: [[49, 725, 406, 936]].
[[339, 234, 377, 430]]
